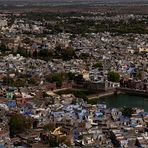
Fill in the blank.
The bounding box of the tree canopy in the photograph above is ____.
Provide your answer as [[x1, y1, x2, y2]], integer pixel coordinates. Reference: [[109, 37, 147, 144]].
[[9, 114, 33, 137], [55, 45, 76, 60], [79, 53, 90, 60], [92, 61, 103, 69], [107, 71, 120, 82], [0, 43, 10, 54], [46, 73, 64, 88]]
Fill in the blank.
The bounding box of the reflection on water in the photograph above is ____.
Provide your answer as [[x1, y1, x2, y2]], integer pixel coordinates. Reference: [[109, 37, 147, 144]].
[[89, 94, 148, 112]]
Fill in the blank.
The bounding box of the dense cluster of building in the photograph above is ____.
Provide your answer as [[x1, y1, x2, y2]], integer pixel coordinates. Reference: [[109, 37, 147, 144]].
[[0, 12, 148, 147], [0, 89, 148, 147], [0, 15, 148, 91]]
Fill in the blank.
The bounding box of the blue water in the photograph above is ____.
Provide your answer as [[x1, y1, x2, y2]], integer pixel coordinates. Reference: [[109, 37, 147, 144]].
[[89, 94, 148, 112]]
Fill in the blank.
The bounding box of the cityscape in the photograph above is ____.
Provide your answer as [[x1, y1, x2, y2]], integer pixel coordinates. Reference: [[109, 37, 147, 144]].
[[0, 0, 148, 147]]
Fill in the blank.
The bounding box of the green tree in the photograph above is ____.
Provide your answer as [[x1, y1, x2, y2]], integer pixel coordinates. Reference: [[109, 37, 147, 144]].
[[28, 77, 39, 85], [79, 53, 90, 60], [9, 114, 33, 137], [54, 45, 76, 60], [0, 43, 10, 53], [67, 72, 76, 80], [13, 78, 26, 87], [17, 46, 28, 57], [63, 47, 76, 60], [43, 123, 56, 132], [38, 49, 49, 59], [107, 71, 120, 82], [32, 50, 38, 58], [46, 73, 64, 88], [92, 62, 103, 69], [73, 91, 87, 101], [136, 71, 144, 80], [52, 73, 63, 88], [3, 77, 14, 86], [54, 44, 63, 58]]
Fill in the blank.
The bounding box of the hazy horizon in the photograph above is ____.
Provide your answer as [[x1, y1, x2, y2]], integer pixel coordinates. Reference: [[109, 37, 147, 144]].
[[0, 0, 147, 2], [0, 0, 148, 9]]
